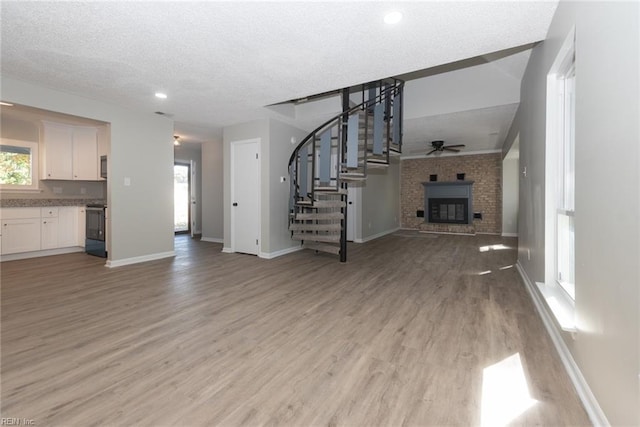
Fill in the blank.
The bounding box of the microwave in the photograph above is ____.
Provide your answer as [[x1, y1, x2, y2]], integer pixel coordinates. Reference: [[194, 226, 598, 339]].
[[100, 155, 107, 179]]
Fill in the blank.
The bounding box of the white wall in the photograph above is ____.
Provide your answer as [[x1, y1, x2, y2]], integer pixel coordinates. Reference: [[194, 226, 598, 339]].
[[512, 2, 639, 425], [359, 157, 400, 242], [2, 77, 175, 264], [201, 140, 224, 242], [267, 119, 309, 255], [174, 143, 202, 234], [403, 56, 521, 120]]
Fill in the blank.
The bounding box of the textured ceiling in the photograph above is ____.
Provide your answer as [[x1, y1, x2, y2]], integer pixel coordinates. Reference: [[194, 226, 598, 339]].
[[1, 1, 558, 146]]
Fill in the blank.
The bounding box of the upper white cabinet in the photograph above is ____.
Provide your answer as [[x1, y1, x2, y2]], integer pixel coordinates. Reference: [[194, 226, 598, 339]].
[[42, 122, 98, 181], [42, 123, 73, 179]]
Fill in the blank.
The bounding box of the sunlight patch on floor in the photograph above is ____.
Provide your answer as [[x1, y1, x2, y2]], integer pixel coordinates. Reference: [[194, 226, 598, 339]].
[[481, 353, 537, 427], [479, 244, 510, 252]]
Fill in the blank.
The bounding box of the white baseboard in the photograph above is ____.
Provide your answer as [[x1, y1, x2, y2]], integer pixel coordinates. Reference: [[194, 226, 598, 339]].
[[200, 237, 223, 243], [515, 261, 609, 427], [502, 232, 519, 237], [0, 246, 84, 262], [354, 226, 400, 243], [106, 251, 175, 268], [221, 247, 233, 253], [259, 245, 303, 259]]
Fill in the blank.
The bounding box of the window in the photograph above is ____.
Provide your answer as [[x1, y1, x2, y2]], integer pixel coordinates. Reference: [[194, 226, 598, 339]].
[[540, 28, 576, 332], [0, 139, 39, 191], [556, 61, 575, 300]]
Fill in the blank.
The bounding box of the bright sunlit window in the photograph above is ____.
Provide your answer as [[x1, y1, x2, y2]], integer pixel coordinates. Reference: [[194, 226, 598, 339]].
[[0, 139, 39, 191], [556, 60, 575, 300]]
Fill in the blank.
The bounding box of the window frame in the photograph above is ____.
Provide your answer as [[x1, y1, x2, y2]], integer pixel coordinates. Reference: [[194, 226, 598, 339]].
[[540, 27, 577, 332], [0, 138, 40, 192]]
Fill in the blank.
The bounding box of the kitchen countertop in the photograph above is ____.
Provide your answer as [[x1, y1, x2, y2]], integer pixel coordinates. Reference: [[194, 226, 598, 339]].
[[0, 198, 107, 208]]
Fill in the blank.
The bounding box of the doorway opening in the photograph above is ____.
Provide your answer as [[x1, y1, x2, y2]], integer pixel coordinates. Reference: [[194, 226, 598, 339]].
[[174, 162, 190, 234]]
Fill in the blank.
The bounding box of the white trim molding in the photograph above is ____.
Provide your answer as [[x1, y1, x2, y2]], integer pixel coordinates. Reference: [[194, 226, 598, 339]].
[[516, 261, 610, 427], [221, 247, 233, 253], [0, 246, 83, 262], [501, 232, 519, 237], [259, 245, 303, 259], [105, 251, 175, 268], [200, 237, 223, 243], [354, 227, 400, 243]]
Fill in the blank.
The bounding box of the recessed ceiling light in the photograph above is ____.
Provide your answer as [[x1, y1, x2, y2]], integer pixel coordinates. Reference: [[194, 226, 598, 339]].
[[155, 92, 168, 99], [0, 101, 14, 106], [384, 11, 403, 25]]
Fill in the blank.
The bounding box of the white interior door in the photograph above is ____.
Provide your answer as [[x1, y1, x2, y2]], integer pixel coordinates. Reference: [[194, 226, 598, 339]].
[[347, 185, 357, 241], [231, 139, 260, 255]]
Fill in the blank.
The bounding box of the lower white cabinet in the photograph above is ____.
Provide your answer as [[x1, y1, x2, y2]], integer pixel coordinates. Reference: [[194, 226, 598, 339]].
[[2, 217, 42, 254], [41, 217, 59, 250], [58, 207, 78, 248], [1, 206, 84, 256]]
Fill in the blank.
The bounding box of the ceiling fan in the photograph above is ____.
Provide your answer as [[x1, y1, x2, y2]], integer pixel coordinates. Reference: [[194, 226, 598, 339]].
[[426, 140, 466, 155]]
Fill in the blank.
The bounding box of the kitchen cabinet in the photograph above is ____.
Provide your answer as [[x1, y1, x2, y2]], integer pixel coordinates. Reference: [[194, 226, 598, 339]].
[[42, 122, 98, 181], [1, 208, 42, 255], [58, 207, 78, 248], [72, 127, 98, 180], [42, 123, 73, 180], [40, 207, 59, 250], [0, 207, 85, 257]]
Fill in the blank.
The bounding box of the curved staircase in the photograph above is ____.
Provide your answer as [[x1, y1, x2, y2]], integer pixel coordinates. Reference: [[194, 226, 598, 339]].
[[288, 79, 404, 261]]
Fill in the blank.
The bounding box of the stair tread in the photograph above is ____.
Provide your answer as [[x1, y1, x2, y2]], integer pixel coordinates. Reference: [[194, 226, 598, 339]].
[[314, 187, 348, 195], [292, 233, 341, 243], [295, 200, 345, 208], [294, 212, 344, 220], [302, 242, 341, 255], [289, 223, 342, 231]]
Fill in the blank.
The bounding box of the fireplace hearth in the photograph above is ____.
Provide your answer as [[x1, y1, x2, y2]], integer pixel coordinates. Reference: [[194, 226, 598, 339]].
[[422, 181, 474, 225]]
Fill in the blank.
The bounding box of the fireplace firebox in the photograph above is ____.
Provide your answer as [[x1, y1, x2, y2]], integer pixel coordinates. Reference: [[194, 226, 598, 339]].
[[422, 180, 474, 225], [429, 198, 468, 224]]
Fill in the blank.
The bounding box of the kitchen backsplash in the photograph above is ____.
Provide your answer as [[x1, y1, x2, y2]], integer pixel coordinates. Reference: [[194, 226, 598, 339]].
[[1, 180, 106, 200]]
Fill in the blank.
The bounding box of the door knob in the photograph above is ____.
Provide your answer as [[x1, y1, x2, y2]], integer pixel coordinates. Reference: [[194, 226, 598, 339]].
[[232, 203, 238, 206]]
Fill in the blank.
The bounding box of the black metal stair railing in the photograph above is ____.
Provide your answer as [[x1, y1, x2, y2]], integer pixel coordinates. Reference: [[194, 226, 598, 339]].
[[288, 79, 404, 262]]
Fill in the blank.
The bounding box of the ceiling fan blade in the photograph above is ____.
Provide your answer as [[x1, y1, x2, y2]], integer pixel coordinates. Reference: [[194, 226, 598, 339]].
[[426, 149, 437, 155], [443, 147, 461, 152], [444, 144, 466, 149]]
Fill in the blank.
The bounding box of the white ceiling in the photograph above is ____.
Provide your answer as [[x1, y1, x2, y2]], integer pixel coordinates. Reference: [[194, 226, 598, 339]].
[[0, 1, 558, 152]]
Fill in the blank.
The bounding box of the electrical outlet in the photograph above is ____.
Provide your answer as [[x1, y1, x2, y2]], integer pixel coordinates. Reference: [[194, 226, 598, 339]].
[[80, 187, 86, 195], [53, 186, 62, 194]]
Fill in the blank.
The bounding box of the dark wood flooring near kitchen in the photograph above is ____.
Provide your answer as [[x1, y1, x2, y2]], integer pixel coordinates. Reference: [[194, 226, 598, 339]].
[[1, 233, 590, 426]]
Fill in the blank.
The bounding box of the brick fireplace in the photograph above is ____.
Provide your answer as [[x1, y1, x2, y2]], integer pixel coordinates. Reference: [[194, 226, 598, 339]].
[[400, 153, 502, 234]]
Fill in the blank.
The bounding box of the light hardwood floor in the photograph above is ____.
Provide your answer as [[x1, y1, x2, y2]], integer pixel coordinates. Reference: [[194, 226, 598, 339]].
[[1, 233, 590, 426]]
